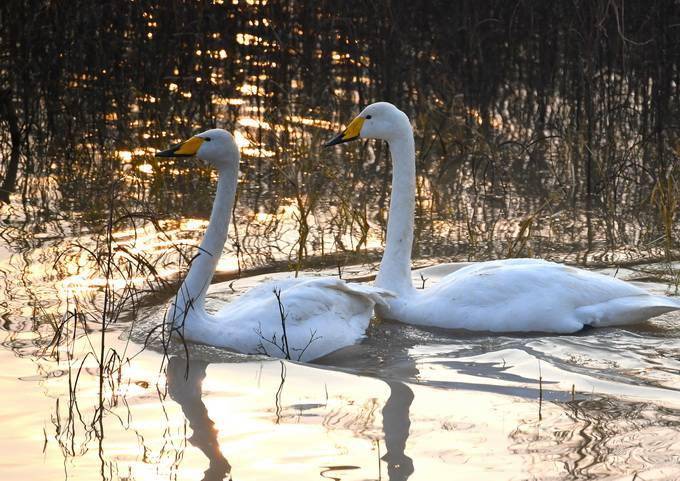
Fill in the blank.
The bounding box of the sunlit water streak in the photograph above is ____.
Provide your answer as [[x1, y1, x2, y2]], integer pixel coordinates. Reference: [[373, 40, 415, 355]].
[[1, 157, 680, 481], [0, 44, 678, 481], [13, 253, 680, 481], [2, 1, 680, 477]]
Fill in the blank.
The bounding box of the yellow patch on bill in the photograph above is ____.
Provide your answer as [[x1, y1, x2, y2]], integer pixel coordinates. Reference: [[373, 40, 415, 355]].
[[342, 116, 365, 140], [174, 136, 205, 156]]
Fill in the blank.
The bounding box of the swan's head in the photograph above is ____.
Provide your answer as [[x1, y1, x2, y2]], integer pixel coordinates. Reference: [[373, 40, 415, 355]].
[[156, 128, 239, 169], [324, 102, 411, 146]]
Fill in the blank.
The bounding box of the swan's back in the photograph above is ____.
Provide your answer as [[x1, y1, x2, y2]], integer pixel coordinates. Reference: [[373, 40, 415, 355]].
[[185, 277, 390, 361], [402, 259, 680, 332]]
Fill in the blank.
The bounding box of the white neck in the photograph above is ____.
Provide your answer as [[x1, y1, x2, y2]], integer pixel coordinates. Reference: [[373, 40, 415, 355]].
[[172, 162, 239, 325], [375, 131, 417, 295]]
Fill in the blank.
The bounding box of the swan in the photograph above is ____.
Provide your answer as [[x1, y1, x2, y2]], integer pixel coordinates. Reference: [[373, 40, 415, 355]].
[[156, 129, 390, 361], [325, 102, 680, 332]]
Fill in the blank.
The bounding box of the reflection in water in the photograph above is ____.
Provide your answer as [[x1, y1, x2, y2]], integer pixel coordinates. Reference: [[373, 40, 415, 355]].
[[274, 360, 286, 424], [508, 396, 680, 479], [565, 398, 680, 478], [3, 2, 679, 283], [381, 381, 415, 481], [2, 309, 680, 480], [167, 356, 231, 481], [166, 352, 417, 481], [1, 3, 679, 479]]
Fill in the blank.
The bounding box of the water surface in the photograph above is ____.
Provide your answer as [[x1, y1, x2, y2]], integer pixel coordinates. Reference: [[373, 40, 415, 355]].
[[2, 240, 680, 480], [2, 2, 680, 478]]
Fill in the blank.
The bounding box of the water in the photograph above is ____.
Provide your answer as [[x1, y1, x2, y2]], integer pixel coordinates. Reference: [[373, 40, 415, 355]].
[[1, 223, 679, 480], [2, 1, 680, 479]]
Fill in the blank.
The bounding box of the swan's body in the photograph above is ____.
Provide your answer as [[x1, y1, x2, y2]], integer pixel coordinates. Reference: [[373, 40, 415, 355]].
[[326, 103, 680, 333], [157, 129, 389, 361], [395, 258, 679, 332], [177, 276, 387, 360]]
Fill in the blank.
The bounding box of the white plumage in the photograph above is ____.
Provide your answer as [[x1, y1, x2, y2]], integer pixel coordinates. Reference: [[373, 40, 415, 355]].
[[394, 258, 679, 332], [327, 102, 680, 333], [177, 276, 388, 361], [157, 129, 390, 361]]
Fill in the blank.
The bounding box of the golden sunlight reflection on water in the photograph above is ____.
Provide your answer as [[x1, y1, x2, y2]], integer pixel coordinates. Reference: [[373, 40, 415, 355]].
[[4, 317, 680, 481], [1, 56, 679, 479], [0, 198, 385, 321], [1, 204, 680, 480], [2, 2, 680, 478]]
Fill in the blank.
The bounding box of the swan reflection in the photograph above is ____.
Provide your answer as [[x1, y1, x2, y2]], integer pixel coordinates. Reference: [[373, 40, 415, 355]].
[[167, 354, 417, 481], [381, 380, 415, 481], [167, 356, 231, 481]]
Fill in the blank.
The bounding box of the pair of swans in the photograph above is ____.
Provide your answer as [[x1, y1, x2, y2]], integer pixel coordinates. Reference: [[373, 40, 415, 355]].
[[157, 102, 679, 362]]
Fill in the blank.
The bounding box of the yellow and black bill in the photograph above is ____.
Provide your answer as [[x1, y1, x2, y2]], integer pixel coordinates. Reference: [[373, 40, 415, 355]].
[[324, 116, 365, 147], [156, 136, 205, 157]]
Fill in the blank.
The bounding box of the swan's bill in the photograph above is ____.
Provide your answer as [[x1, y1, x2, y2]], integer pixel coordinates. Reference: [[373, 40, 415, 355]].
[[156, 136, 205, 157], [324, 116, 364, 146]]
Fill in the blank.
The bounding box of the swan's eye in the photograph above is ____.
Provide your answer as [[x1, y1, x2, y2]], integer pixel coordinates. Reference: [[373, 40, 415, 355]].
[[365, 115, 372, 120], [203, 137, 211, 141]]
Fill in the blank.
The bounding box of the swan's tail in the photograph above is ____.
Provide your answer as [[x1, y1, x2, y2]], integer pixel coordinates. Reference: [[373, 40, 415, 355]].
[[308, 278, 395, 308], [342, 282, 396, 308], [577, 294, 680, 327]]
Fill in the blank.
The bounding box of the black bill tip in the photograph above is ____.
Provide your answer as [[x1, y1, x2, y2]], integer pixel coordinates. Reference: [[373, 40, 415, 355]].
[[155, 142, 191, 158], [324, 132, 345, 147], [155, 147, 177, 158], [324, 132, 358, 147]]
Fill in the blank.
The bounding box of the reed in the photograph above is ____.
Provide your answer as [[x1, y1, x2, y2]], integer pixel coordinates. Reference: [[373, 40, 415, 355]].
[[45, 180, 191, 475], [650, 169, 679, 294], [650, 171, 678, 261]]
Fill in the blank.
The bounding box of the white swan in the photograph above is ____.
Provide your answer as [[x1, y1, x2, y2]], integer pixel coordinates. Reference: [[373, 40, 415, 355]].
[[156, 129, 390, 361], [325, 102, 680, 332]]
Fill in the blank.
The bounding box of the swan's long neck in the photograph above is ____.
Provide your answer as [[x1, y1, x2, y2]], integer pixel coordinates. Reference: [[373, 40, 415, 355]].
[[172, 162, 238, 324], [375, 132, 416, 295]]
